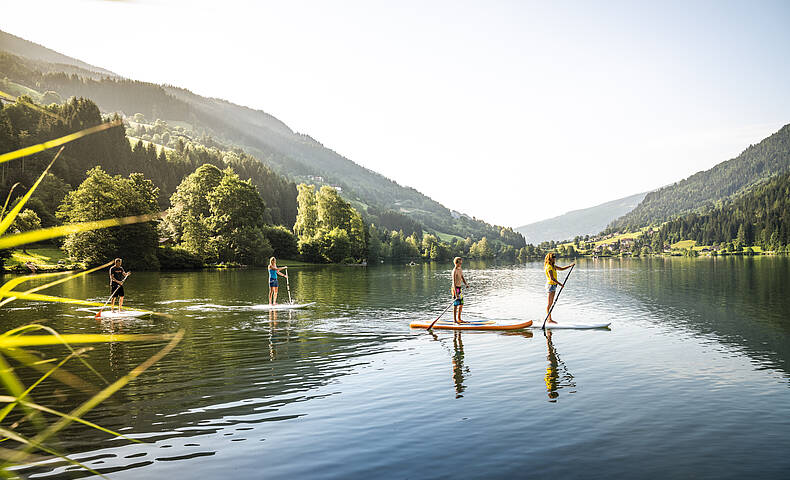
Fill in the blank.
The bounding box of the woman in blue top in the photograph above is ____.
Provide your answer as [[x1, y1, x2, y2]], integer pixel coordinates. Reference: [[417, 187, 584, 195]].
[[268, 257, 288, 305]]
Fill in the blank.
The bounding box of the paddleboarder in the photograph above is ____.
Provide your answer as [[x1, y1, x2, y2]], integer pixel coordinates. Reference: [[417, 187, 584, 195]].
[[268, 257, 288, 305], [108, 258, 129, 312], [544, 253, 574, 325], [452, 257, 469, 324]]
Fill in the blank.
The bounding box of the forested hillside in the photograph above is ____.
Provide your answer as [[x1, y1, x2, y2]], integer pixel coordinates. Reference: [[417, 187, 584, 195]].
[[652, 171, 790, 250], [0, 35, 524, 246], [0, 30, 115, 76], [0, 96, 298, 227], [609, 124, 790, 231], [517, 191, 647, 243]]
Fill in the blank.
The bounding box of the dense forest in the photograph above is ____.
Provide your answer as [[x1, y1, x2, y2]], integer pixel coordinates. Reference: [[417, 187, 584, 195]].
[[0, 95, 297, 227], [609, 124, 790, 231], [0, 43, 525, 247], [0, 93, 532, 270], [649, 171, 790, 251]]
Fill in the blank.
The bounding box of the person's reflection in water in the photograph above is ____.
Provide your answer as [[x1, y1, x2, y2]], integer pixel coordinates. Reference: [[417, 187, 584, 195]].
[[98, 317, 128, 376], [544, 330, 576, 402], [428, 331, 470, 398], [451, 332, 469, 398], [269, 309, 278, 361]]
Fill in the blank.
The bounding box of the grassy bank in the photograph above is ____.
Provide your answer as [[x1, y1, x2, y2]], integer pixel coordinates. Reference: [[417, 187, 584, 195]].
[[4, 247, 82, 273]]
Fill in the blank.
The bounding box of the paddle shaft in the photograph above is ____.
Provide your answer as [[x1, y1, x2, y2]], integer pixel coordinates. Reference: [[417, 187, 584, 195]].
[[427, 301, 455, 330], [542, 264, 575, 329], [284, 267, 293, 304], [96, 272, 129, 318], [427, 286, 465, 330]]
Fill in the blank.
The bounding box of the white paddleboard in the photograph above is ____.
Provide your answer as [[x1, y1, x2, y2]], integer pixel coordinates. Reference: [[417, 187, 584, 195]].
[[93, 309, 151, 318], [248, 302, 316, 311], [529, 321, 611, 329], [410, 319, 532, 331]]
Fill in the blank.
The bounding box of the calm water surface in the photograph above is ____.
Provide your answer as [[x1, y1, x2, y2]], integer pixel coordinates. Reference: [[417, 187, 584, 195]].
[[3, 257, 789, 479]]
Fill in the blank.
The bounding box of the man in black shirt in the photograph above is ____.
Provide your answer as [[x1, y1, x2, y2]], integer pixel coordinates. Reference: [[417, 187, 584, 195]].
[[109, 258, 130, 312]]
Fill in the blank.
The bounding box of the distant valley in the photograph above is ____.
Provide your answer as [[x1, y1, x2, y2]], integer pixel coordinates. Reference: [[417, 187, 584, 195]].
[[516, 191, 647, 244]]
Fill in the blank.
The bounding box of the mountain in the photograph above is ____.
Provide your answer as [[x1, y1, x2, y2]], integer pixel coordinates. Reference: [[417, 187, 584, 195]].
[[0, 32, 524, 247], [0, 30, 116, 76], [516, 191, 647, 244], [654, 170, 790, 249], [609, 124, 790, 231]]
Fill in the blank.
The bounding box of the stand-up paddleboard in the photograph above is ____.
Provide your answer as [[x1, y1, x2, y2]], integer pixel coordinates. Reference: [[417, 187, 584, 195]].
[[78, 308, 151, 318], [529, 321, 611, 329], [410, 319, 533, 331], [249, 302, 316, 311]]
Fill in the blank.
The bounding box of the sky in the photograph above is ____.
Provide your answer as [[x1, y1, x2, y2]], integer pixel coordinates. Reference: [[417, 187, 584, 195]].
[[3, 0, 789, 227]]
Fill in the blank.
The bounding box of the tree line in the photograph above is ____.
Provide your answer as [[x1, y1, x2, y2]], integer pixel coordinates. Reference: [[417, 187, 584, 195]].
[[647, 171, 790, 252], [1, 49, 528, 250], [0, 91, 532, 270], [0, 96, 297, 228]]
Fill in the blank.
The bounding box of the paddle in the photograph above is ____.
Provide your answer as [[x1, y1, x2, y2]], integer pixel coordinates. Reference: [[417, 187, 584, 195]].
[[427, 301, 455, 331], [427, 286, 465, 330], [541, 264, 575, 330], [95, 272, 129, 319], [283, 266, 293, 304]]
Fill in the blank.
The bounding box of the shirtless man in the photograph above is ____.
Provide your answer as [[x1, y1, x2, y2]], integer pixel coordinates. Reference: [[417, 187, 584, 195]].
[[451, 257, 470, 324]]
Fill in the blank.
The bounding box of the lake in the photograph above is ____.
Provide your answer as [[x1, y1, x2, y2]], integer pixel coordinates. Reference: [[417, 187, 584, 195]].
[[3, 257, 790, 479]]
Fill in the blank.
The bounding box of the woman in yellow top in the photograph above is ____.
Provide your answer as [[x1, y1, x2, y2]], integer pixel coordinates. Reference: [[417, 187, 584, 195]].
[[544, 252, 574, 325]]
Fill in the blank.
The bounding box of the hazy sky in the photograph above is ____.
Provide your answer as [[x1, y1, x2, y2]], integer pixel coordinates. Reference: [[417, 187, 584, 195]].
[[3, 0, 789, 227]]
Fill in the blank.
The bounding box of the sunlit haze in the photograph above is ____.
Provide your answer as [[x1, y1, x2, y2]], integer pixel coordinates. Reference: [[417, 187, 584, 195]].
[[3, 0, 789, 227]]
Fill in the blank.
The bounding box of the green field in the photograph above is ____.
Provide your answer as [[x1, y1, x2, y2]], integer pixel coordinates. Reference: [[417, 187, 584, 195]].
[[435, 231, 463, 243], [559, 226, 651, 249], [0, 80, 42, 101], [671, 239, 696, 250], [8, 247, 70, 268]]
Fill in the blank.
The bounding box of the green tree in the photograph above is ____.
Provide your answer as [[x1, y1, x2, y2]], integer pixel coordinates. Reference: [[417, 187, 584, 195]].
[[367, 225, 382, 263], [349, 209, 366, 259], [12, 209, 41, 254], [57, 167, 160, 269], [769, 231, 780, 251], [651, 236, 662, 254], [469, 237, 493, 258], [317, 186, 352, 231], [206, 169, 270, 264], [25, 173, 71, 226], [293, 184, 319, 239], [262, 225, 299, 259], [162, 164, 223, 243], [181, 214, 214, 262], [405, 234, 421, 259], [735, 224, 747, 249], [298, 236, 325, 263], [421, 234, 439, 259], [12, 208, 41, 234], [293, 183, 366, 262], [323, 227, 352, 263]]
